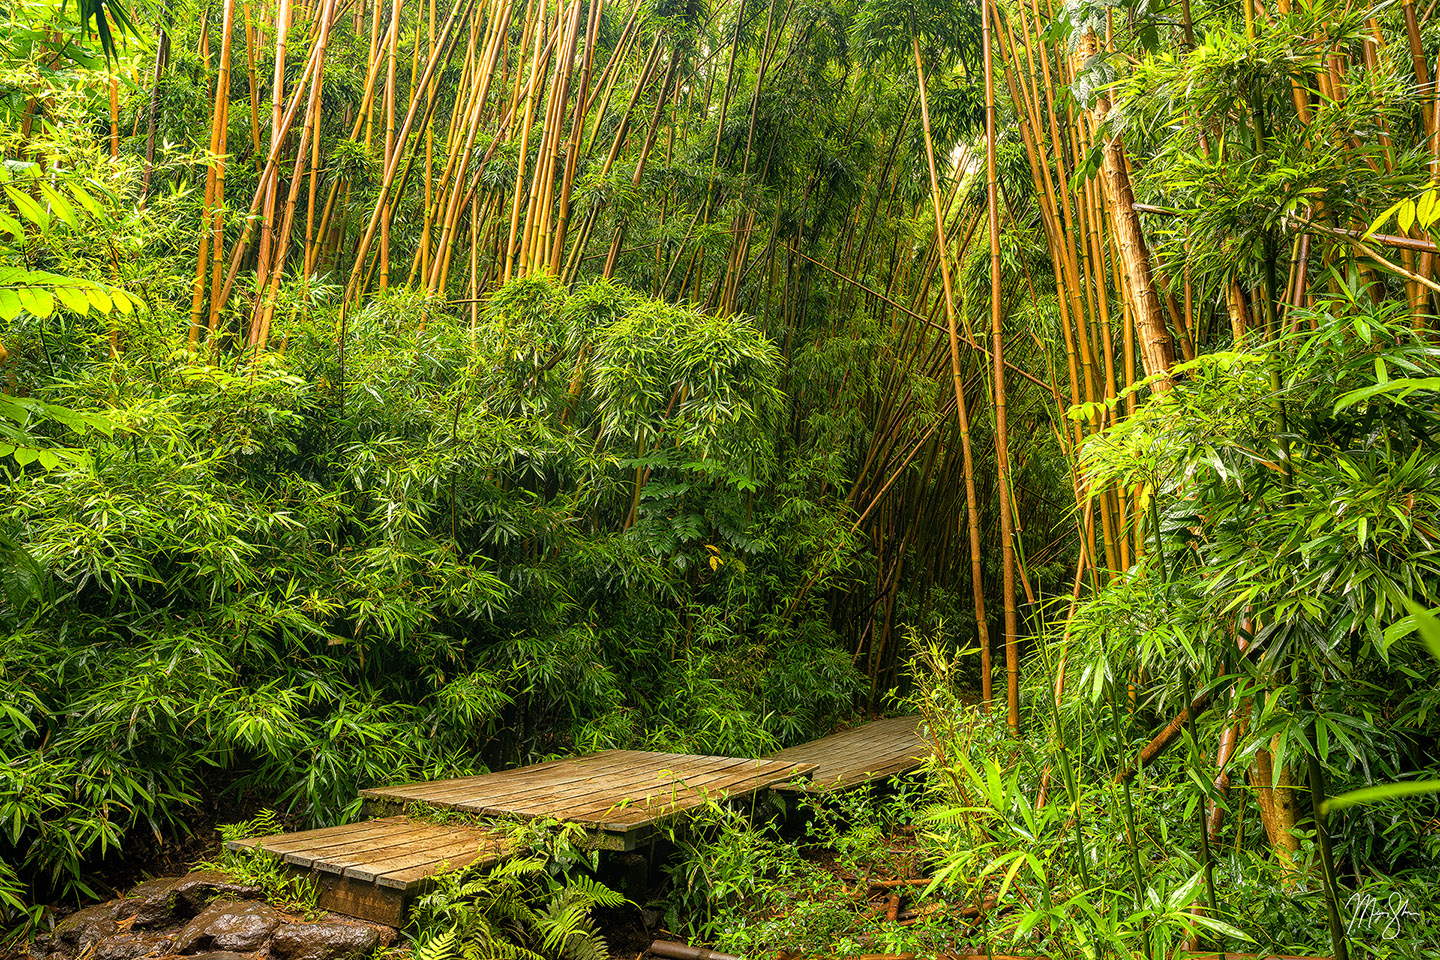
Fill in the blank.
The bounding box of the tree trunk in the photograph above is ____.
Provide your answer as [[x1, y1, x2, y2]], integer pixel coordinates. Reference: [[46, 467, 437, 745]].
[[1074, 31, 1174, 390]]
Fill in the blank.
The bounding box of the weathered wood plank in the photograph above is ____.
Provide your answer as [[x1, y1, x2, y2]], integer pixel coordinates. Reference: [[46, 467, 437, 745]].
[[312, 870, 408, 927], [359, 752, 643, 805], [275, 823, 443, 868], [521, 757, 763, 820], [769, 716, 931, 794], [348, 833, 508, 884], [361, 751, 809, 837]]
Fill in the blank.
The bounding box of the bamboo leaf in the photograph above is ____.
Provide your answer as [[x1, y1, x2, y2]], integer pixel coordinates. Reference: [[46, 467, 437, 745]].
[[5, 186, 48, 228], [39, 184, 78, 229], [1397, 200, 1416, 234], [1419, 189, 1439, 230], [1324, 780, 1440, 813]]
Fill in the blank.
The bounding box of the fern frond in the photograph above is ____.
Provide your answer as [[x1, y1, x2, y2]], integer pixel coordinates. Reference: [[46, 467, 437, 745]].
[[556, 875, 627, 909], [413, 925, 461, 960], [537, 901, 589, 955]]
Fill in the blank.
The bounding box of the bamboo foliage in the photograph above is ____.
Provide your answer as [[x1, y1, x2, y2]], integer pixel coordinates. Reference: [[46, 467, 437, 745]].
[[141, 0, 1434, 728]]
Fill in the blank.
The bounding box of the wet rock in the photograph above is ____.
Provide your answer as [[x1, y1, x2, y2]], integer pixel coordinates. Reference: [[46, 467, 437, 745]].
[[92, 931, 177, 960], [171, 871, 264, 917], [50, 902, 123, 954], [26, 934, 59, 960], [184, 952, 252, 960], [115, 877, 184, 929], [174, 901, 283, 954], [269, 923, 380, 960]]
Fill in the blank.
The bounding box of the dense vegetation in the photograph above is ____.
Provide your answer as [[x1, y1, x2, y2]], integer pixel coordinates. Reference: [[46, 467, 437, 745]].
[[3, 0, 1440, 955]]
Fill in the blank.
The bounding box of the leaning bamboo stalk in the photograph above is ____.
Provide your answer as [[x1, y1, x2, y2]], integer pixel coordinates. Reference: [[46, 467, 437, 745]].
[[254, 0, 339, 350], [1074, 29, 1175, 387], [343, 0, 481, 302], [207, 18, 235, 336], [423, 0, 512, 290], [215, 28, 331, 311], [432, 25, 562, 294], [504, 0, 553, 280], [912, 31, 993, 711], [308, 0, 406, 275], [138, 25, 170, 205], [546, 0, 603, 272], [982, 0, 1020, 734], [242, 2, 262, 169], [560, 32, 666, 281], [188, 0, 236, 347], [253, 0, 292, 314], [378, 0, 403, 289], [603, 53, 677, 278], [521, 0, 581, 276], [109, 72, 120, 158]]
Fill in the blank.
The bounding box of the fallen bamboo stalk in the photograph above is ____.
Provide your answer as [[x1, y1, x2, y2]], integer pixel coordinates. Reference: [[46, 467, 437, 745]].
[[649, 941, 741, 960], [868, 877, 933, 889], [897, 898, 996, 923]]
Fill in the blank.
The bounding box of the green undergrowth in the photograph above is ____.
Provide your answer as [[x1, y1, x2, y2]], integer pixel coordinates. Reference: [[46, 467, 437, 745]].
[[198, 810, 321, 917], [650, 634, 1440, 960], [406, 819, 626, 960], [654, 779, 976, 958]]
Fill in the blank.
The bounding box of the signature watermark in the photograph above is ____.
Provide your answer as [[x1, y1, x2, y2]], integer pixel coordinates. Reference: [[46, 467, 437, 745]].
[[1346, 891, 1419, 940]]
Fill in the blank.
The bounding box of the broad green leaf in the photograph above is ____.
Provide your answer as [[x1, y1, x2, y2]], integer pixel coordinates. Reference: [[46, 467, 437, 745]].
[[1419, 189, 1439, 229], [16, 286, 54, 318], [1365, 198, 1407, 238], [1334, 377, 1440, 412], [1402, 599, 1440, 662], [68, 182, 104, 217], [0, 288, 21, 320], [1187, 913, 1254, 941], [84, 285, 113, 313], [53, 285, 91, 315]]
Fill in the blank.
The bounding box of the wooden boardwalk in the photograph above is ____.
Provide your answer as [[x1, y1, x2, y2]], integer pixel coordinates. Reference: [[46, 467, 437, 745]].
[[226, 719, 927, 924], [769, 715, 929, 793], [360, 750, 812, 849], [227, 816, 510, 926]]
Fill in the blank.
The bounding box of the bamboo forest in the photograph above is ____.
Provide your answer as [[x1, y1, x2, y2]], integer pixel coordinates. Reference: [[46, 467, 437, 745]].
[[3, 0, 1440, 955]]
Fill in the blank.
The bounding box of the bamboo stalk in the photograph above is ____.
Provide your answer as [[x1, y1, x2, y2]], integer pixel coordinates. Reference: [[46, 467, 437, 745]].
[[912, 30, 992, 711]]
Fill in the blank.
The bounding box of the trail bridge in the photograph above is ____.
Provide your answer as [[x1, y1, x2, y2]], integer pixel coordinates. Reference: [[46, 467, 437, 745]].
[[227, 716, 930, 925]]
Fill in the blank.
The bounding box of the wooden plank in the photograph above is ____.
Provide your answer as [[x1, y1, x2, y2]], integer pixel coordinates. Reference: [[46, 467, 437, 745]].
[[236, 818, 415, 856], [769, 717, 930, 794], [523, 756, 764, 820], [306, 829, 473, 877], [347, 832, 506, 884], [388, 750, 727, 811], [312, 870, 408, 927], [372, 835, 513, 888], [562, 757, 800, 819], [359, 751, 636, 804], [379, 842, 508, 887], [271, 823, 444, 870], [586, 760, 816, 831], [436, 752, 690, 809], [360, 752, 808, 835]]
